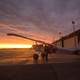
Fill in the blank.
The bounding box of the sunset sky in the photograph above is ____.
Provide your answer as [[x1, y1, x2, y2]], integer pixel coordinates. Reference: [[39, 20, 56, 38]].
[[0, 0, 80, 48]]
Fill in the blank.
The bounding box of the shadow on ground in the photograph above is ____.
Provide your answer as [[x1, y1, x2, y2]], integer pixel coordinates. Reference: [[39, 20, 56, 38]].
[[0, 62, 80, 80]]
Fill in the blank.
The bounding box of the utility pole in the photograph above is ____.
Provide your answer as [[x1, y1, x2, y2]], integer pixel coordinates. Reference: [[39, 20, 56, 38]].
[[59, 32, 64, 48], [72, 21, 75, 32], [72, 21, 77, 48]]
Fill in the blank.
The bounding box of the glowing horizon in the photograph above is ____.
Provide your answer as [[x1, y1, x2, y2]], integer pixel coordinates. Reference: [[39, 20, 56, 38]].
[[0, 44, 32, 49]]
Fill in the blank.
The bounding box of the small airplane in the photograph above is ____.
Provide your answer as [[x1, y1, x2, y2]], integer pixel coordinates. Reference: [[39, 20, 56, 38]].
[[7, 33, 80, 55]]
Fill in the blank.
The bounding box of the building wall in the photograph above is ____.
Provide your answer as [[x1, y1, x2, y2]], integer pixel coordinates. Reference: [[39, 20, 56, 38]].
[[77, 33, 80, 47], [53, 30, 80, 48], [64, 36, 77, 48], [56, 41, 62, 48], [54, 36, 79, 48]]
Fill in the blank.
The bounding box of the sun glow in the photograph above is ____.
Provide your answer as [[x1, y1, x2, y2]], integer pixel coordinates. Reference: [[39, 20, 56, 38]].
[[0, 44, 32, 49]]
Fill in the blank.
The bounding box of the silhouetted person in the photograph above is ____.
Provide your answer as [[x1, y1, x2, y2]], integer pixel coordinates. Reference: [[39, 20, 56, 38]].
[[41, 52, 46, 64], [33, 53, 39, 64], [44, 45, 49, 63]]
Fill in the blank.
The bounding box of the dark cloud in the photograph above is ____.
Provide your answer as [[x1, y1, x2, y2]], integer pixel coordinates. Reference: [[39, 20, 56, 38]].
[[0, 0, 80, 42]]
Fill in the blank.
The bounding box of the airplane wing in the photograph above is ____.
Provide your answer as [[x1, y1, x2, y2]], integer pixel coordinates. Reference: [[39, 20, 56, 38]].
[[7, 33, 80, 55], [7, 33, 53, 46], [55, 47, 80, 55]]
